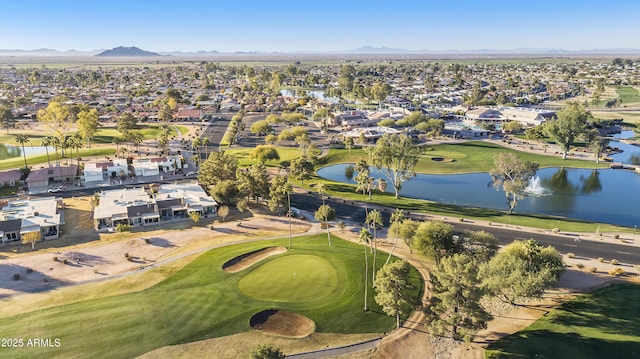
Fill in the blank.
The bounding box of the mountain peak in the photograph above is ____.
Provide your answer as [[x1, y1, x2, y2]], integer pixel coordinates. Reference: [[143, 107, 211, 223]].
[[95, 46, 160, 57]]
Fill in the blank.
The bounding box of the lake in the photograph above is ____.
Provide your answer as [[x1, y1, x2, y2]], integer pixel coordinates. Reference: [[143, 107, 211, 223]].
[[317, 164, 640, 227], [0, 144, 55, 161]]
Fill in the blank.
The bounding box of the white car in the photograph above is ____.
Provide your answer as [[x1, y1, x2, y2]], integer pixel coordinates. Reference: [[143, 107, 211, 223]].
[[185, 171, 197, 177], [47, 186, 64, 193]]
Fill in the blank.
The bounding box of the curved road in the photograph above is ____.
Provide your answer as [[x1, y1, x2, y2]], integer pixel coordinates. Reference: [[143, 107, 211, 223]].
[[291, 193, 640, 265]]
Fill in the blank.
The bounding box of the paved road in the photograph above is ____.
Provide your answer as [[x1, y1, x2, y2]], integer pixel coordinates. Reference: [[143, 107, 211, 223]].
[[291, 193, 640, 265], [201, 114, 232, 152]]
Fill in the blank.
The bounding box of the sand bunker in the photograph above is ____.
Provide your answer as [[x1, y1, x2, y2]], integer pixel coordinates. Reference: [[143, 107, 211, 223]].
[[250, 309, 315, 338], [222, 246, 287, 273]]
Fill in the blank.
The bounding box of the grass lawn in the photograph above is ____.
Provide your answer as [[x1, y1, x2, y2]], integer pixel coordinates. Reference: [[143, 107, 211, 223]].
[[92, 125, 185, 144], [319, 142, 607, 175], [616, 86, 640, 105], [485, 283, 640, 358], [0, 148, 115, 171], [0, 235, 423, 359]]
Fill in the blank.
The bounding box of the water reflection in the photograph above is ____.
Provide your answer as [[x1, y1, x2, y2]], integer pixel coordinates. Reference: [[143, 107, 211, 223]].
[[0, 144, 22, 160], [317, 163, 640, 227]]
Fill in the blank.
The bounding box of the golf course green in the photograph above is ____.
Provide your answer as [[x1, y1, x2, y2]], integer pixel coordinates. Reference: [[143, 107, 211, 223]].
[[238, 254, 338, 303], [0, 235, 423, 359]]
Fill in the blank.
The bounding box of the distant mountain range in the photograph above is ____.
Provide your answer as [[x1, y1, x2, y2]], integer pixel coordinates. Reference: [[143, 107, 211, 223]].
[[1, 45, 640, 57], [95, 46, 160, 57]]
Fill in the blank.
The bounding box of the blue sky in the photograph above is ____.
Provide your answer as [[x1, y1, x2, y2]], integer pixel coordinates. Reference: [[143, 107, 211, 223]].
[[1, 0, 638, 52]]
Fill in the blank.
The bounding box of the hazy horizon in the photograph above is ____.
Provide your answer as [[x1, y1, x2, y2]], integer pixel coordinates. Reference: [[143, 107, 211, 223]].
[[1, 0, 639, 53]]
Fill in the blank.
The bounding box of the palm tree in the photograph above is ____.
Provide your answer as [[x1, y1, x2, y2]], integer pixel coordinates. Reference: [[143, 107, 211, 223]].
[[314, 204, 335, 247], [50, 136, 61, 168], [358, 227, 372, 311], [366, 209, 383, 284], [201, 137, 210, 158], [192, 137, 201, 162], [41, 136, 52, 168], [71, 133, 83, 168], [14, 134, 30, 169], [112, 137, 124, 158], [386, 208, 405, 265], [314, 181, 327, 206], [130, 132, 144, 157]]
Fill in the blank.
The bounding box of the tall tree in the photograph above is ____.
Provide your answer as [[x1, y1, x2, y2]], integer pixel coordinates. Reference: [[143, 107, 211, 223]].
[[37, 98, 74, 156], [314, 204, 336, 247], [250, 145, 280, 164], [389, 219, 419, 254], [425, 253, 492, 341], [480, 239, 564, 305], [354, 160, 372, 200], [412, 220, 458, 264], [461, 230, 498, 263], [314, 182, 327, 206], [544, 102, 589, 159], [198, 151, 238, 190], [268, 175, 292, 215], [21, 231, 42, 250], [489, 153, 539, 215], [289, 157, 313, 184], [343, 136, 354, 155], [40, 136, 53, 168], [76, 108, 100, 148], [386, 208, 405, 265], [374, 260, 415, 328], [365, 209, 383, 283], [14, 134, 30, 169], [367, 134, 422, 199], [0, 104, 14, 134], [584, 128, 609, 164], [358, 227, 372, 311]]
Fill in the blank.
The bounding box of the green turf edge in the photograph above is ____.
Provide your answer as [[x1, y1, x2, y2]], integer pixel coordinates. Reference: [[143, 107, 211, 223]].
[[0, 235, 423, 359], [484, 283, 640, 359]]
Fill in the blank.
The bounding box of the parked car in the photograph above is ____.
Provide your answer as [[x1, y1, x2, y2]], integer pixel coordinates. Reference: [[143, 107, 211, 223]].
[[48, 186, 64, 193], [185, 171, 197, 177]]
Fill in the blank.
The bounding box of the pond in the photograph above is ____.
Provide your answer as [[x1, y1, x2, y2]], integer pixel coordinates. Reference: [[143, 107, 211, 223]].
[[0, 144, 55, 161], [317, 164, 640, 227], [609, 130, 640, 165]]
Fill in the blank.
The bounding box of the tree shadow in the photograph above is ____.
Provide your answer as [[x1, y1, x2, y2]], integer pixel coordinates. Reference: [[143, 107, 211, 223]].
[[62, 251, 114, 266], [145, 237, 177, 248], [0, 263, 70, 293]]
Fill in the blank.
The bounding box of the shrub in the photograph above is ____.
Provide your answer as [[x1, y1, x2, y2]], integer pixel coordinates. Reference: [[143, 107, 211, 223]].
[[337, 221, 346, 230], [124, 252, 130, 258], [597, 257, 604, 263], [53, 256, 58, 262], [551, 228, 560, 233], [587, 266, 598, 273], [608, 268, 625, 277], [610, 259, 619, 265], [13, 273, 20, 280], [576, 263, 585, 269], [566, 252, 575, 258], [115, 223, 132, 233], [144, 238, 150, 244], [63, 259, 68, 264], [26, 268, 33, 274], [614, 234, 620, 239]]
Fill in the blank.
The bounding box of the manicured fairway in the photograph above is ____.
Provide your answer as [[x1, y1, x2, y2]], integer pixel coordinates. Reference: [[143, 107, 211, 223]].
[[0, 235, 422, 359], [238, 254, 338, 302], [486, 283, 640, 359]]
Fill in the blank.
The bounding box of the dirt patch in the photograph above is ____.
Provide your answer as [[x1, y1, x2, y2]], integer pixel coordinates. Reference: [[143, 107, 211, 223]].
[[222, 246, 287, 273], [250, 309, 315, 338]]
